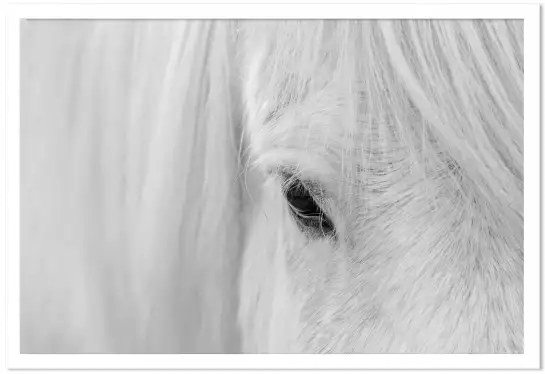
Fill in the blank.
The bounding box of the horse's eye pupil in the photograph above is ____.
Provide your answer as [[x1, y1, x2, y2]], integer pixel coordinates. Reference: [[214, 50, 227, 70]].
[[283, 178, 335, 237]]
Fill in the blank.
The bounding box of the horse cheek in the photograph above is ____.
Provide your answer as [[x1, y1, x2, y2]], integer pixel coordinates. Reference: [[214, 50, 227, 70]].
[[238, 188, 304, 353]]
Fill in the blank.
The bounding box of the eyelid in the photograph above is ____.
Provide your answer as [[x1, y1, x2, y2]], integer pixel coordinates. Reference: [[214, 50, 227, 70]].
[[275, 168, 327, 198], [302, 182, 330, 205], [280, 175, 335, 218], [296, 179, 334, 213]]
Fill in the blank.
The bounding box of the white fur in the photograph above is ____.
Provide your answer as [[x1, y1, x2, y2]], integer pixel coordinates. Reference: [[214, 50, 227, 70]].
[[239, 20, 523, 353]]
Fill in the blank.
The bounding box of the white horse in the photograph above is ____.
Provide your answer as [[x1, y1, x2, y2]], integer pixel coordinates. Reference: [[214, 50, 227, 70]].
[[21, 20, 523, 353]]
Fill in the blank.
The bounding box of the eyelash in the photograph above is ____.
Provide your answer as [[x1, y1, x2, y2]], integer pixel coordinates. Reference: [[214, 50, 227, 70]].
[[282, 177, 336, 238]]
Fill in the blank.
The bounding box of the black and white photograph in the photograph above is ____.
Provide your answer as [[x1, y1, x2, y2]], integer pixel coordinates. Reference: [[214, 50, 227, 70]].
[[5, 1, 540, 370]]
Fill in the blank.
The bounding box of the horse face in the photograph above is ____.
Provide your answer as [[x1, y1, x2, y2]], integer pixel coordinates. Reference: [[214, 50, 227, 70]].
[[238, 21, 523, 353]]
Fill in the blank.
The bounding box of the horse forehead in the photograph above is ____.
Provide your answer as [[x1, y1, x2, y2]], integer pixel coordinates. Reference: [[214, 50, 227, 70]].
[[241, 22, 371, 191], [242, 22, 341, 109], [243, 44, 349, 140]]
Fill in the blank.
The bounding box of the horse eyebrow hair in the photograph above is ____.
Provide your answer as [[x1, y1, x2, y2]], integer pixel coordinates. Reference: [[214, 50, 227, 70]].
[[263, 97, 297, 125], [264, 106, 284, 125]]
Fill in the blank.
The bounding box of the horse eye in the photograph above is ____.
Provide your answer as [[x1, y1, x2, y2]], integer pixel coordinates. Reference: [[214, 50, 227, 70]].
[[284, 179, 335, 237]]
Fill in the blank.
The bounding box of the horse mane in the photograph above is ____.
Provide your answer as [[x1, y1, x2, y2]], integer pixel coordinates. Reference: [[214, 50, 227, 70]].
[[21, 20, 244, 352]]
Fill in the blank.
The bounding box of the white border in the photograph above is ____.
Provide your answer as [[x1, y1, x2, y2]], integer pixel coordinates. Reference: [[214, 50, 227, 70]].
[[5, 2, 541, 370], [6, 3, 537, 19]]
